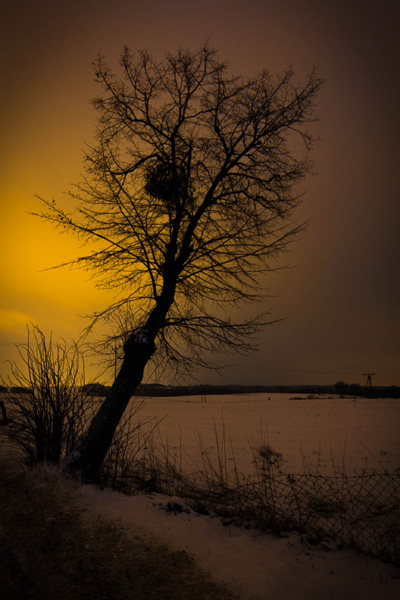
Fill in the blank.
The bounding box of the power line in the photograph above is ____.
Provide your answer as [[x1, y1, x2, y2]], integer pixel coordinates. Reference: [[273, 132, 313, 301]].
[[264, 366, 365, 377]]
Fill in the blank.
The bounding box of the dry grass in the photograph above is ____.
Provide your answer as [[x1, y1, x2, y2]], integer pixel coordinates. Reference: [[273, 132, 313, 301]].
[[0, 457, 238, 600], [98, 413, 400, 565]]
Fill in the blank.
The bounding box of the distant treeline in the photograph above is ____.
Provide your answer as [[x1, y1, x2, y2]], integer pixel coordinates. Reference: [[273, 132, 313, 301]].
[[80, 382, 399, 399], [2, 382, 399, 399], [134, 382, 399, 398]]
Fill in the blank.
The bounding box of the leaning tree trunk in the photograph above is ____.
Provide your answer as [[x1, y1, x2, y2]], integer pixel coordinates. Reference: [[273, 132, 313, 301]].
[[66, 334, 156, 481]]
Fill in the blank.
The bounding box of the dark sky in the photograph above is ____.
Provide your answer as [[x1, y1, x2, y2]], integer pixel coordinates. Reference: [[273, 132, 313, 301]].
[[1, 0, 399, 386]]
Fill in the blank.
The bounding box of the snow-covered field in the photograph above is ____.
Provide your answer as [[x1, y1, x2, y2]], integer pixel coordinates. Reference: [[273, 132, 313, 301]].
[[81, 392, 400, 600], [85, 392, 399, 599], [133, 393, 400, 477], [2, 392, 399, 599]]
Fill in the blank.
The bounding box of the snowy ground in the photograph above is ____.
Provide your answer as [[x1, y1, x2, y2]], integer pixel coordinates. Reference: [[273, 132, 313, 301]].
[[1, 394, 399, 599], [77, 393, 400, 599], [80, 478, 400, 600], [131, 393, 400, 476]]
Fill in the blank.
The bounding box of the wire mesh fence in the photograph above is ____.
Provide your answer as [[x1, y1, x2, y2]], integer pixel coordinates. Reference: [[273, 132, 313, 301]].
[[105, 448, 400, 565], [96, 416, 400, 566], [209, 472, 400, 565]]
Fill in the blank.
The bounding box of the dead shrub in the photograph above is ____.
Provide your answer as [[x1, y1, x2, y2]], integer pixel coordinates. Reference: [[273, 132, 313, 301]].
[[0, 325, 96, 466]]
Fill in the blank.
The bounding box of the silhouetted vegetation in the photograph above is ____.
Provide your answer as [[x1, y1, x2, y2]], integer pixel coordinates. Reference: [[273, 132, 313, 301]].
[[133, 382, 400, 398], [2, 380, 398, 400], [81, 382, 110, 397], [36, 44, 322, 479], [334, 381, 399, 399], [0, 326, 95, 465]]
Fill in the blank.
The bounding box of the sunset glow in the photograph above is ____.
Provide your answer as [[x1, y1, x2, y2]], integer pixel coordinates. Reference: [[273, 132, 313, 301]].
[[1, 0, 399, 386]]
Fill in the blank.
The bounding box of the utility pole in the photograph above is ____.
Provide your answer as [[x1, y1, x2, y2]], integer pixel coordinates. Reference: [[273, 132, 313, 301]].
[[363, 372, 375, 392]]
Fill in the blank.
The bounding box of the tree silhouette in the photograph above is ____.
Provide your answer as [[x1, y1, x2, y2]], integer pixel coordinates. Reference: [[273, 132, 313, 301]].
[[37, 45, 322, 479]]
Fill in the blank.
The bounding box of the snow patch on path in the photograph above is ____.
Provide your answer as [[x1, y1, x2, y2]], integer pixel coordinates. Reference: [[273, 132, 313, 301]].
[[78, 483, 400, 600]]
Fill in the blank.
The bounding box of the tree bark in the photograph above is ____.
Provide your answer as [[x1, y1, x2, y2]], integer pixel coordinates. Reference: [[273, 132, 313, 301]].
[[0, 400, 10, 425], [66, 335, 156, 481]]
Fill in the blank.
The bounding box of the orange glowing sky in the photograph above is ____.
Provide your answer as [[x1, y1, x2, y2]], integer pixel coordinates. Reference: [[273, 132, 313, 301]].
[[1, 0, 399, 386]]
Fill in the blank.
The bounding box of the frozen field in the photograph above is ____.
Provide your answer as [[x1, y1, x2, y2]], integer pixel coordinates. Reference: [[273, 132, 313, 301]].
[[133, 393, 400, 477]]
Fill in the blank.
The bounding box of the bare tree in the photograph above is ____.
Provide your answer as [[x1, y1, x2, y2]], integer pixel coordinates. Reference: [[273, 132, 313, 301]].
[[36, 45, 322, 480]]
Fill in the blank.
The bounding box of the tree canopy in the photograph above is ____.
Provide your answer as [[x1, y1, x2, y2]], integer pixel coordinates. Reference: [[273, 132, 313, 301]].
[[38, 45, 322, 377], [36, 45, 322, 478]]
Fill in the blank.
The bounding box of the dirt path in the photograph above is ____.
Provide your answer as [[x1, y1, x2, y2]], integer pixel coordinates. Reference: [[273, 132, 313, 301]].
[[0, 460, 238, 600]]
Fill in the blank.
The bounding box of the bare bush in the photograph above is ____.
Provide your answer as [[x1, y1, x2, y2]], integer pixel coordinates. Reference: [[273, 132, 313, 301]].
[[99, 401, 160, 493], [0, 325, 96, 465]]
